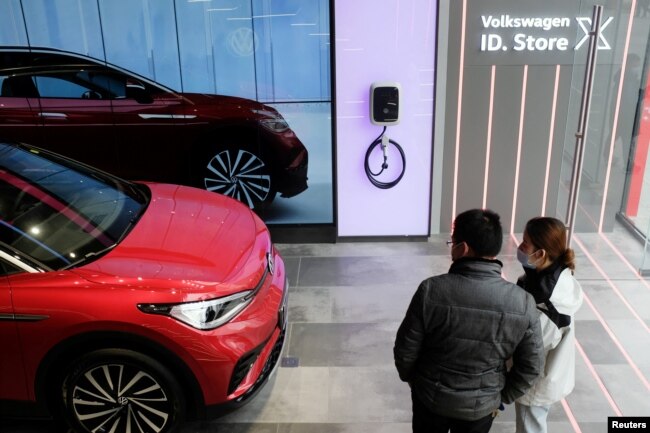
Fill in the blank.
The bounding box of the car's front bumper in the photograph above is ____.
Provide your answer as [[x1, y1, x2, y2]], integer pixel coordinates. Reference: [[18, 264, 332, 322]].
[[205, 276, 289, 418], [278, 149, 308, 198]]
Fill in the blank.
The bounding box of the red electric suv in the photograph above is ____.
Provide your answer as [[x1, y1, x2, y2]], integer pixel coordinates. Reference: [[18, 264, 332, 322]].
[[0, 141, 288, 433], [0, 46, 308, 211]]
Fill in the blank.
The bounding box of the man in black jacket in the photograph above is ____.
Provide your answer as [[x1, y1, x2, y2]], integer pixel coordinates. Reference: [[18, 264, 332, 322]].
[[394, 209, 544, 433]]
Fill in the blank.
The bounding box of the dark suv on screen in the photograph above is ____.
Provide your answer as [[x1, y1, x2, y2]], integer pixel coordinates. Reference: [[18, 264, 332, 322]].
[[0, 46, 308, 211]]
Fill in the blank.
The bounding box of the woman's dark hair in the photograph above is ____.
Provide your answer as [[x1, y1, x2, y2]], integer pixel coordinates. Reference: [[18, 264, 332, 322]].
[[452, 209, 502, 257], [525, 217, 575, 271]]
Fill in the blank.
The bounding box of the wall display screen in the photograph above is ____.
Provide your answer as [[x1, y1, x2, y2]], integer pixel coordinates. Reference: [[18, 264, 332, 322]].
[[0, 0, 333, 226], [334, 0, 436, 237]]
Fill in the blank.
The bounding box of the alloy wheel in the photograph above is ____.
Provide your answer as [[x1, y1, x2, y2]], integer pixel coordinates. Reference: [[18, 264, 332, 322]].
[[204, 149, 272, 209], [69, 362, 171, 433]]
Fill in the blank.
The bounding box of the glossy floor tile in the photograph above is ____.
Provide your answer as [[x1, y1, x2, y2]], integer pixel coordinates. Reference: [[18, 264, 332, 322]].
[[4, 228, 649, 433]]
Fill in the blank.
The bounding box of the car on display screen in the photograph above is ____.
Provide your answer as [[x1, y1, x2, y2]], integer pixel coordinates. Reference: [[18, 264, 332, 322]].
[[0, 141, 288, 433], [0, 46, 308, 211]]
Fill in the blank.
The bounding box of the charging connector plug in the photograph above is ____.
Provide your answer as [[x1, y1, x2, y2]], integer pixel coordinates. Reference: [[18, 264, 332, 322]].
[[381, 134, 390, 168]]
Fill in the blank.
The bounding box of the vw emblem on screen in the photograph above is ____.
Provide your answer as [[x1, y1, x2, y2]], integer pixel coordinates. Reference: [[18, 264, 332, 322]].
[[227, 27, 258, 57]]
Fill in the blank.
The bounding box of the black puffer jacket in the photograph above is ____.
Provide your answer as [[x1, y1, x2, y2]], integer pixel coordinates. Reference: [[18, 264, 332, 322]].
[[394, 257, 544, 421]]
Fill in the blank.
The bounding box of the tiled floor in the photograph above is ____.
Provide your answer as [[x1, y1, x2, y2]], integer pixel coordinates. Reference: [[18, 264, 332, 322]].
[[4, 227, 650, 433]]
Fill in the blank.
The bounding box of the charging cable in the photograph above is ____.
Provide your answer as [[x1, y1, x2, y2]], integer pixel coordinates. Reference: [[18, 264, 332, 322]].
[[364, 126, 406, 189]]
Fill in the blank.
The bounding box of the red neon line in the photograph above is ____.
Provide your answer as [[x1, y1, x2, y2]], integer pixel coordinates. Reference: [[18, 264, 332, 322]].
[[599, 0, 638, 231], [452, 0, 467, 223], [561, 400, 583, 433], [511, 65, 528, 234], [542, 65, 561, 216], [581, 285, 650, 390], [574, 236, 650, 334], [576, 340, 623, 415], [599, 232, 650, 291], [483, 65, 496, 209]]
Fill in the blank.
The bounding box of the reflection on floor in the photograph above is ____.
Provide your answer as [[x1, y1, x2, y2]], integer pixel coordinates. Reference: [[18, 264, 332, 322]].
[[4, 226, 650, 433]]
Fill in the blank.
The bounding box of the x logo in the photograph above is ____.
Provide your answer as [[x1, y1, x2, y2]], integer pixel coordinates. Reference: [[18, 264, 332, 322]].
[[575, 16, 613, 50]]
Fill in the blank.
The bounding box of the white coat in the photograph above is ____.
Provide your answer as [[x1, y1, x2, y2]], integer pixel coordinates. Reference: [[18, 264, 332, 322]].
[[516, 268, 583, 406]]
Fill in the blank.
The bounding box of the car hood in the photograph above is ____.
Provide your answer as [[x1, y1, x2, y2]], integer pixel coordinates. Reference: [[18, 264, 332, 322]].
[[73, 183, 269, 300]]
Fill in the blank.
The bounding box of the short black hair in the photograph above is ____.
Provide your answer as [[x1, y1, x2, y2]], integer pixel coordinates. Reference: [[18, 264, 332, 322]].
[[452, 209, 503, 257]]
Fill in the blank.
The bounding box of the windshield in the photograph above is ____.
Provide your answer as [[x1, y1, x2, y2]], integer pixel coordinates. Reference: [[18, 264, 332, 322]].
[[0, 143, 148, 270]]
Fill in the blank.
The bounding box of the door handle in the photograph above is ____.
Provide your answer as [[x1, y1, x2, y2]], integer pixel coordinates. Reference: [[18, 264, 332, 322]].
[[138, 114, 196, 119], [39, 112, 67, 118]]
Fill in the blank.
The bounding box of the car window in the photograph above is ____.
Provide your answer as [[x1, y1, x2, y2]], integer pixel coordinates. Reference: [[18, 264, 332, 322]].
[[0, 74, 39, 98], [32, 70, 127, 100], [0, 143, 148, 270], [0, 257, 23, 277]]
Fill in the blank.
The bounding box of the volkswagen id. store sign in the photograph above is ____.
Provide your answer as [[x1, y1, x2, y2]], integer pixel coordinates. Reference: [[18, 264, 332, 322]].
[[466, 0, 615, 66]]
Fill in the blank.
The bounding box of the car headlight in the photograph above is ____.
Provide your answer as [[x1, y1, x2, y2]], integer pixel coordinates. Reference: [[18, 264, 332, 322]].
[[259, 117, 290, 133], [252, 110, 290, 133], [138, 290, 253, 330]]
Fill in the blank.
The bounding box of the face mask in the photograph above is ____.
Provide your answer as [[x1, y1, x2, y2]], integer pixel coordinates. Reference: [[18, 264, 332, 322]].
[[516, 248, 538, 269]]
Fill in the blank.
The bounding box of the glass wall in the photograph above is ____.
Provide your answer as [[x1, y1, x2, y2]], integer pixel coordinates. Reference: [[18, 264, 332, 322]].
[[548, 0, 650, 270], [620, 38, 650, 271], [0, 0, 333, 225]]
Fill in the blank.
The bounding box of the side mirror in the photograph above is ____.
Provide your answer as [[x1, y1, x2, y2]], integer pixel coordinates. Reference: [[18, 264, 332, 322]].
[[126, 81, 153, 104]]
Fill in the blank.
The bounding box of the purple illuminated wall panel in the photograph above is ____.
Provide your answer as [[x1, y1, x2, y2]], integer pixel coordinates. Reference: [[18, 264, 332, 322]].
[[335, 0, 436, 236]]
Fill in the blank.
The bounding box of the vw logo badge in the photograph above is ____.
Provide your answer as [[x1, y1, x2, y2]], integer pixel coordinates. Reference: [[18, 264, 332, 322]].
[[267, 252, 274, 275]]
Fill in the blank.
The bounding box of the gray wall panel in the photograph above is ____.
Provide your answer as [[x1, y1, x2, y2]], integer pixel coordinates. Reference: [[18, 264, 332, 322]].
[[485, 66, 523, 230], [456, 66, 491, 213], [515, 65, 558, 230]]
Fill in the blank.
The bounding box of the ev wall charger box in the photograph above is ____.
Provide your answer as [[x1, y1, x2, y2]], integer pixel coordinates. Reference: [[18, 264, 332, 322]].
[[370, 82, 401, 126]]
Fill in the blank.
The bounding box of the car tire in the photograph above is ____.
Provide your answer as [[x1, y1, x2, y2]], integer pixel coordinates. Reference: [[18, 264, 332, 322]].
[[60, 349, 185, 433], [201, 144, 277, 211]]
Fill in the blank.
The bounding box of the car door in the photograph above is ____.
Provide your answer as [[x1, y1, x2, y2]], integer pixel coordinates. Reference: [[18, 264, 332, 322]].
[[0, 72, 41, 145], [31, 68, 119, 172], [109, 75, 190, 184], [0, 258, 29, 403]]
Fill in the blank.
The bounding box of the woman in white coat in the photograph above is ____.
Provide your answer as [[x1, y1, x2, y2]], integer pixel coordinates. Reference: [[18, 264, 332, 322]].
[[514, 217, 584, 433]]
